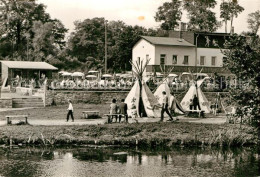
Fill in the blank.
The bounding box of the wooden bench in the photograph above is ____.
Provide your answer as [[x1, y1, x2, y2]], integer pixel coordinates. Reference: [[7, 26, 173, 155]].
[[187, 110, 205, 118], [104, 114, 127, 123], [82, 111, 100, 119], [6, 115, 29, 125]]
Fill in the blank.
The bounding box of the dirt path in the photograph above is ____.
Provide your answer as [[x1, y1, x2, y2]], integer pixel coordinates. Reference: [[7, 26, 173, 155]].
[[0, 116, 227, 126]]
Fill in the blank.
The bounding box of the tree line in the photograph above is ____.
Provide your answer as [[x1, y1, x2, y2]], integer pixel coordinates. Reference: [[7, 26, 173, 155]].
[[0, 0, 259, 72]]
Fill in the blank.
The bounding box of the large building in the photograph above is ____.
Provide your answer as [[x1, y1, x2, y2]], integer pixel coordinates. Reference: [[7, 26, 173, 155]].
[[132, 31, 231, 77]]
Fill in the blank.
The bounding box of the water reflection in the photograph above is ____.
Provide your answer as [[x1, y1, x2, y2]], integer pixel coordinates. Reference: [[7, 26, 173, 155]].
[[0, 146, 258, 177]]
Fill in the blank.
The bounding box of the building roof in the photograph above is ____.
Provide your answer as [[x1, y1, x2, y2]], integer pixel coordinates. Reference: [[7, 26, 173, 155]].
[[194, 32, 230, 36], [141, 36, 195, 47], [0, 61, 58, 70]]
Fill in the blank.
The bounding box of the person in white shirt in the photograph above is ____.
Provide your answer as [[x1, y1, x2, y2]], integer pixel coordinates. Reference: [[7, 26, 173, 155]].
[[67, 99, 74, 122], [160, 91, 174, 122]]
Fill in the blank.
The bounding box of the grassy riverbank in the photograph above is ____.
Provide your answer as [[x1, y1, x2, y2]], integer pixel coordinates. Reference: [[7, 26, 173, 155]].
[[0, 122, 257, 147]]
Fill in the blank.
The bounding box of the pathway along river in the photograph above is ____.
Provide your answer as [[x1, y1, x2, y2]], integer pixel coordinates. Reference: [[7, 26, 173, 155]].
[[0, 146, 259, 177]]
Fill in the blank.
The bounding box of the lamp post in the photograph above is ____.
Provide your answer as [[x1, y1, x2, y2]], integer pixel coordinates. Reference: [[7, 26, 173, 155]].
[[104, 20, 108, 73], [195, 33, 200, 97], [195, 33, 199, 76]]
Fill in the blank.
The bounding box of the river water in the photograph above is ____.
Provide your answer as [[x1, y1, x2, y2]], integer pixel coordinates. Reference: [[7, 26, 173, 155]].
[[0, 146, 259, 177]]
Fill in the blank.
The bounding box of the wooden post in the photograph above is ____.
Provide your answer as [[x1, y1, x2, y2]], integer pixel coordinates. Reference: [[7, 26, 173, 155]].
[[6, 117, 9, 125], [43, 79, 46, 107]]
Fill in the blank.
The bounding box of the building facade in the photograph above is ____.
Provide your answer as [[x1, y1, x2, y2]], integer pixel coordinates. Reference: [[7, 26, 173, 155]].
[[132, 36, 196, 74], [132, 32, 231, 76]]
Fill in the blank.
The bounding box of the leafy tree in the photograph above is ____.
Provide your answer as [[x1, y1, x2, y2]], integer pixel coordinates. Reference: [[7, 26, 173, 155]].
[[154, 0, 182, 30], [67, 17, 106, 64], [0, 0, 49, 55], [31, 21, 56, 62], [107, 22, 148, 72], [183, 0, 220, 32], [223, 34, 260, 125], [0, 0, 67, 60], [67, 18, 166, 72], [247, 10, 260, 34]]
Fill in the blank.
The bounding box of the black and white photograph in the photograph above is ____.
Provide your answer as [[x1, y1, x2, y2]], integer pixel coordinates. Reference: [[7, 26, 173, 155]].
[[0, 0, 259, 176]]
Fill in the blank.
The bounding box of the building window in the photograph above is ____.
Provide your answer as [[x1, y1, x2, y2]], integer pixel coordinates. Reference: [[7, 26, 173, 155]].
[[211, 56, 216, 66], [183, 56, 189, 65], [200, 56, 205, 65], [172, 55, 177, 64], [146, 54, 149, 60], [160, 54, 166, 65]]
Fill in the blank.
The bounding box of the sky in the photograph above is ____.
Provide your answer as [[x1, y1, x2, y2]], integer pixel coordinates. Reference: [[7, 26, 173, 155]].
[[38, 0, 260, 37]]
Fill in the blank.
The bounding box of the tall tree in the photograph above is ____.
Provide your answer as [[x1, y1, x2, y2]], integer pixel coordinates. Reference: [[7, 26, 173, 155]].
[[220, 1, 231, 33], [229, 0, 244, 33], [154, 0, 182, 30], [183, 0, 220, 32], [223, 34, 260, 125], [247, 10, 260, 34]]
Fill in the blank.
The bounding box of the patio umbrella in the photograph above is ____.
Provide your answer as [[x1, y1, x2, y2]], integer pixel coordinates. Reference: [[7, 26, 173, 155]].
[[62, 72, 72, 76], [168, 73, 178, 77], [120, 73, 132, 78], [58, 71, 67, 74], [181, 72, 191, 75], [71, 72, 84, 77], [102, 74, 113, 78], [180, 72, 192, 81], [86, 75, 97, 78], [156, 72, 163, 77], [88, 70, 99, 73]]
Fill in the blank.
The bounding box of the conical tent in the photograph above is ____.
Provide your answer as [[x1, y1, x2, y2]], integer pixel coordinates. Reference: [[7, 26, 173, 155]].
[[125, 58, 161, 118], [154, 81, 185, 114], [180, 79, 211, 113], [125, 81, 140, 117]]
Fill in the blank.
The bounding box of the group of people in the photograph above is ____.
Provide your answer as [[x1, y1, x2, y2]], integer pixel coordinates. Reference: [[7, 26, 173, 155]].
[[189, 95, 201, 111], [65, 98, 128, 123], [107, 91, 178, 123], [109, 98, 128, 123]]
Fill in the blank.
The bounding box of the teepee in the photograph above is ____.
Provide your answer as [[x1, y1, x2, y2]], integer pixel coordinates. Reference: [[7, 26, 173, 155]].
[[125, 58, 161, 118], [180, 78, 211, 113], [154, 81, 185, 114]]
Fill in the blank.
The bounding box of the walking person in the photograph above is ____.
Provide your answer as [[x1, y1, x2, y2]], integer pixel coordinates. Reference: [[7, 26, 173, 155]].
[[170, 94, 179, 121], [160, 91, 174, 122], [118, 99, 128, 123], [67, 99, 74, 122], [193, 95, 201, 110]]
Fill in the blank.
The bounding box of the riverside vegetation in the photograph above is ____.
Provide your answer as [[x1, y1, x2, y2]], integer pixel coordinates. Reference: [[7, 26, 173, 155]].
[[0, 122, 257, 148]]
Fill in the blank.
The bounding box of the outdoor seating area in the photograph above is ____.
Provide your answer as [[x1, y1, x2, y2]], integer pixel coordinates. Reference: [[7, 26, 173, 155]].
[[44, 71, 238, 92]]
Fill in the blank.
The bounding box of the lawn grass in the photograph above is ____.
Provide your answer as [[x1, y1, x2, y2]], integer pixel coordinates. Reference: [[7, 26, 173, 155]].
[[0, 103, 110, 120], [0, 122, 257, 147], [0, 104, 258, 147]]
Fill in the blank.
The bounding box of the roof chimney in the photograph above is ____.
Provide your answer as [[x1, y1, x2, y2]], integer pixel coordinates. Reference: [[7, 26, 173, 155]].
[[179, 22, 187, 31]]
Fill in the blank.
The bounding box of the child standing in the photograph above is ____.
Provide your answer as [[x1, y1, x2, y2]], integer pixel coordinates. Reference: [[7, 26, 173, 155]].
[[67, 99, 74, 122]]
